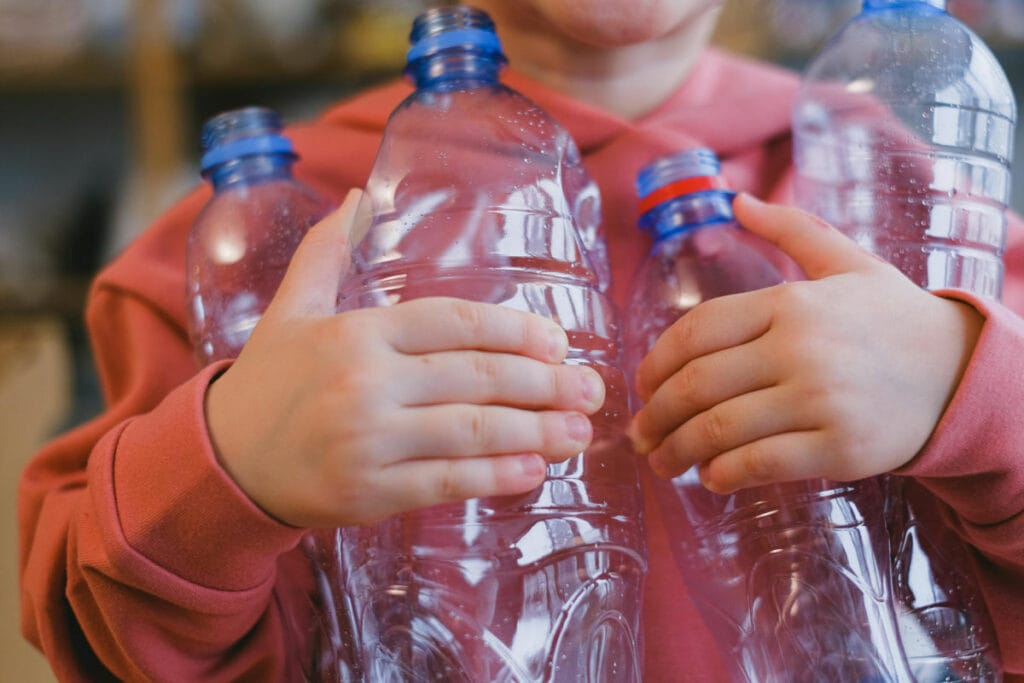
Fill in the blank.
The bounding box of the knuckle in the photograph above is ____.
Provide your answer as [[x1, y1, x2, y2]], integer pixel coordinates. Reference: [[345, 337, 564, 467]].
[[670, 363, 703, 412], [452, 299, 485, 340], [472, 353, 500, 388], [668, 316, 701, 353], [742, 443, 779, 483], [435, 461, 467, 502], [699, 409, 731, 452], [459, 406, 490, 452]]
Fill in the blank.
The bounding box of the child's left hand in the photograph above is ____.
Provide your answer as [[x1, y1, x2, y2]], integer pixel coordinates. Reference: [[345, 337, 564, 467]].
[[629, 193, 984, 493]]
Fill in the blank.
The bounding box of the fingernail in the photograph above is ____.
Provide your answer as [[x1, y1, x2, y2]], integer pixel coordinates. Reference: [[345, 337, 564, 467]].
[[699, 464, 731, 494], [648, 451, 672, 479], [736, 192, 764, 207], [520, 454, 546, 478], [580, 371, 604, 409], [566, 413, 592, 444], [547, 326, 567, 360], [627, 421, 653, 455]]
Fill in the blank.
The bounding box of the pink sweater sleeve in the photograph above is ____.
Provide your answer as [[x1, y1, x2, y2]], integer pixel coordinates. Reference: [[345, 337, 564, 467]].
[[18, 200, 307, 681], [897, 292, 1024, 669]]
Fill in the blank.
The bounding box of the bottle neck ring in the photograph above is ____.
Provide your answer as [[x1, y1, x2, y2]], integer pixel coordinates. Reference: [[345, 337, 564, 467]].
[[200, 134, 295, 174], [863, 0, 947, 11], [641, 190, 737, 243], [639, 175, 729, 215], [205, 154, 296, 190]]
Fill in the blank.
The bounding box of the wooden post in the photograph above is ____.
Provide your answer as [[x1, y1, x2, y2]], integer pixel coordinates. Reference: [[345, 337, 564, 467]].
[[128, 0, 188, 216]]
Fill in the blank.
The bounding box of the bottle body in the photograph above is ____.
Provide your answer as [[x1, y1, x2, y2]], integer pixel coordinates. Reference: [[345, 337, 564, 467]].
[[625, 149, 913, 682], [793, 3, 1012, 679], [793, 1, 1015, 298], [334, 9, 645, 681], [186, 108, 334, 366]]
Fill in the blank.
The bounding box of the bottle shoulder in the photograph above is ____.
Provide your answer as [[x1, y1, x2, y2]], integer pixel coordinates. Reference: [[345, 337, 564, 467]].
[[801, 10, 1015, 111]]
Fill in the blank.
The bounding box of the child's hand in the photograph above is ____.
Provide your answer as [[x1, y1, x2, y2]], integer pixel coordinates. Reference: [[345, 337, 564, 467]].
[[630, 193, 983, 493], [206, 190, 605, 528]]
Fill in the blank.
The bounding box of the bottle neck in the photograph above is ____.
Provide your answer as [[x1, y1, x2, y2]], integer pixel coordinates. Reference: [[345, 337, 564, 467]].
[[407, 50, 504, 91], [206, 154, 296, 191], [863, 0, 946, 10], [642, 191, 737, 243], [405, 8, 506, 91]]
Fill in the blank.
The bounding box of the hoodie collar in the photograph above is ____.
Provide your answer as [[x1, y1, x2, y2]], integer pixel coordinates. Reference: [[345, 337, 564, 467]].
[[319, 47, 799, 159]]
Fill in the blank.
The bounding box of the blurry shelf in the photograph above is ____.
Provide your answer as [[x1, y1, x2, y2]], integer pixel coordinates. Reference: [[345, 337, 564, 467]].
[[0, 55, 126, 92]]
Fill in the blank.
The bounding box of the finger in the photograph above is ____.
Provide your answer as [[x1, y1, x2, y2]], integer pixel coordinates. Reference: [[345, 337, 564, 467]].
[[630, 341, 777, 454], [381, 405, 592, 463], [374, 453, 547, 515], [646, 386, 814, 479], [696, 430, 828, 494], [267, 188, 364, 318], [397, 351, 605, 414], [382, 298, 569, 363], [733, 193, 883, 280], [634, 290, 774, 401]]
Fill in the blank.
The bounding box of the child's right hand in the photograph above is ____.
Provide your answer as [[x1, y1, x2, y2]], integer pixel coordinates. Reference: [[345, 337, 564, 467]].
[[205, 190, 605, 529]]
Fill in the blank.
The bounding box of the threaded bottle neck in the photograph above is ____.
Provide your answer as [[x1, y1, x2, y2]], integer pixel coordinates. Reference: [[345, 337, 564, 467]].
[[405, 5, 506, 90], [200, 107, 296, 189], [637, 148, 736, 242], [863, 0, 946, 11]]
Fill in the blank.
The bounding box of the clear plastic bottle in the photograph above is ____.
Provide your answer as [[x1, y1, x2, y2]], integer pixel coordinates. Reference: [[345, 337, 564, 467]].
[[335, 6, 645, 681], [624, 148, 914, 683], [186, 106, 335, 366], [183, 107, 353, 681], [793, 2, 1012, 679]]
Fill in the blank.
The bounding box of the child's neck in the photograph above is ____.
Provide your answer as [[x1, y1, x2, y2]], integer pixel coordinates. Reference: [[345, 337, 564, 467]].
[[493, 7, 720, 121]]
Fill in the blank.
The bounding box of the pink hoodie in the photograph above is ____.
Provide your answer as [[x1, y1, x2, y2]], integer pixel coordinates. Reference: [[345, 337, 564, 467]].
[[19, 48, 1024, 681]]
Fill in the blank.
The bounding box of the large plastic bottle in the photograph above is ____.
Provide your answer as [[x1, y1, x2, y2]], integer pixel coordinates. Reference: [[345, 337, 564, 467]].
[[793, 2, 1012, 679], [625, 148, 915, 683], [334, 6, 645, 681], [186, 106, 335, 366]]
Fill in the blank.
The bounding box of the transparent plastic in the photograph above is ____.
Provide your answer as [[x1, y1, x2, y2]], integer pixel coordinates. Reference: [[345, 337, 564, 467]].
[[184, 108, 348, 680], [624, 148, 914, 683], [793, 2, 1012, 679], [331, 7, 645, 682], [186, 107, 335, 366]]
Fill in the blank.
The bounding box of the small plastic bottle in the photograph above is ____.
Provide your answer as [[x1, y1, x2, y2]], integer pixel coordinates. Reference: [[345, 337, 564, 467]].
[[625, 148, 914, 683], [184, 107, 353, 681], [336, 6, 646, 681], [793, 2, 1012, 679], [186, 106, 335, 366]]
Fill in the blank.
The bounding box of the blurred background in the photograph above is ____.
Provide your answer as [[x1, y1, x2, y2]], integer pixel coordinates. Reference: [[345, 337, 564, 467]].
[[2, 0, 1023, 679]]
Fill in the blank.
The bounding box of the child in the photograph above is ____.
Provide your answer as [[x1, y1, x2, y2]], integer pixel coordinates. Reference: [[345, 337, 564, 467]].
[[20, 0, 1024, 679]]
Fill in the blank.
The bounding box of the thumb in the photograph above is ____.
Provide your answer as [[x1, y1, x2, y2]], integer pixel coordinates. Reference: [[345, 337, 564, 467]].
[[732, 193, 881, 280], [265, 188, 365, 319]]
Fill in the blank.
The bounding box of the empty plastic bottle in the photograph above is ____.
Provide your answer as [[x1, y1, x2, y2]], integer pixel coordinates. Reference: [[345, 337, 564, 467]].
[[333, 6, 646, 682], [793, 2, 1012, 679], [624, 148, 914, 683], [186, 106, 335, 366], [183, 107, 354, 681]]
